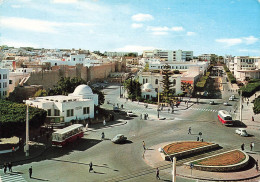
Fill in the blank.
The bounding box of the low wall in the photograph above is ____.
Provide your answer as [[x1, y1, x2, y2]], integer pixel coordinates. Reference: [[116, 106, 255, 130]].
[[161, 142, 219, 161], [184, 149, 249, 172], [0, 146, 19, 154]]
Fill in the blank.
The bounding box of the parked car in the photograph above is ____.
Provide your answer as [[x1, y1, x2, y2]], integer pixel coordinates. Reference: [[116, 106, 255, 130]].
[[113, 106, 120, 112], [223, 102, 229, 106], [127, 111, 134, 117], [209, 101, 215, 105], [111, 134, 127, 143], [229, 97, 234, 101], [235, 128, 248, 137]]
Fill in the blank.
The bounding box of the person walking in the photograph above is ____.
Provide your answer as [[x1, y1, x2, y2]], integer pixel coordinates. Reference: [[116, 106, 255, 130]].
[[197, 136, 199, 141], [241, 143, 245, 151], [188, 127, 191, 134], [250, 142, 255, 151], [101, 132, 105, 140], [89, 162, 94, 173], [252, 116, 254, 121], [142, 141, 146, 151], [4, 163, 7, 174], [29, 166, 32, 178], [8, 162, 12, 172], [156, 168, 160, 180], [103, 120, 106, 126], [256, 160, 259, 172]]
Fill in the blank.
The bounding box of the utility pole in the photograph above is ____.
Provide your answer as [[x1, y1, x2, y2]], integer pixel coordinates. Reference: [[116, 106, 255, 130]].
[[157, 84, 160, 118], [240, 89, 242, 122], [172, 157, 176, 182], [25, 104, 29, 156]]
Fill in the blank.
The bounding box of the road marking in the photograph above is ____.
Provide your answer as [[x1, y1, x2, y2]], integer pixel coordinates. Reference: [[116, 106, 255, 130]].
[[0, 173, 27, 182]]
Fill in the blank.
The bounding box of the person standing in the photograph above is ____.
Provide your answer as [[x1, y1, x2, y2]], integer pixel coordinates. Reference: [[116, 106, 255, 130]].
[[103, 120, 106, 126], [101, 132, 105, 140], [256, 160, 259, 172], [188, 127, 191, 134], [29, 166, 32, 178], [156, 168, 160, 180], [142, 141, 146, 151], [4, 163, 7, 174], [241, 143, 245, 151], [89, 162, 93, 173], [8, 162, 12, 172], [252, 116, 254, 121], [250, 142, 255, 151]]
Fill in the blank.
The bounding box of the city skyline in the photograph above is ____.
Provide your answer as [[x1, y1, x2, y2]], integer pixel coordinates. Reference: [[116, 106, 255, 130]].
[[0, 0, 260, 56]]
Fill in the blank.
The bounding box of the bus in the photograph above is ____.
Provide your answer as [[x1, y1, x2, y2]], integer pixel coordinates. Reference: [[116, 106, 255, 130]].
[[218, 110, 233, 126], [52, 124, 84, 146]]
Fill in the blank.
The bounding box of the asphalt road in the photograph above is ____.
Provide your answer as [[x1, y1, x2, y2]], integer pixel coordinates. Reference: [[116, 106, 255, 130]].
[[1, 78, 260, 182]]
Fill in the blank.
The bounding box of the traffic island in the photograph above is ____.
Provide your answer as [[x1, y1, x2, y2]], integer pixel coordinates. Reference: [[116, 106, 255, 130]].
[[184, 149, 249, 172], [161, 141, 219, 161]]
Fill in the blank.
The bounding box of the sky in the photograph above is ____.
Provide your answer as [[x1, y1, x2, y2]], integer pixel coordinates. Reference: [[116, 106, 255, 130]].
[[0, 0, 260, 56]]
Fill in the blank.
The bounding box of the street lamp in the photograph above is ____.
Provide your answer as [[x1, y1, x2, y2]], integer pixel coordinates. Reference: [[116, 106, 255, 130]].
[[25, 103, 29, 156], [158, 148, 176, 182]]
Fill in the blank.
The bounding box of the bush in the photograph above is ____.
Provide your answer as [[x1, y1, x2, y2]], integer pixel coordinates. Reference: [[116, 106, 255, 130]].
[[253, 96, 260, 114], [240, 81, 260, 97], [0, 100, 47, 138]]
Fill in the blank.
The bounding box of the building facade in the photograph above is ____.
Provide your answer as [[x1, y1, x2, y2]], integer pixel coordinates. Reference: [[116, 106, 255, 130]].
[[0, 68, 9, 99], [26, 85, 98, 123]]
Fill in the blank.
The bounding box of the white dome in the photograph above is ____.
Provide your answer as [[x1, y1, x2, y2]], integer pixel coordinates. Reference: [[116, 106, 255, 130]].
[[143, 83, 153, 90], [72, 84, 93, 95]]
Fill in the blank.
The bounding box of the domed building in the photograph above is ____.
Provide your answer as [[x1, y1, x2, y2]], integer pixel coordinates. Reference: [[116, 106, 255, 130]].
[[141, 83, 157, 100], [26, 84, 98, 123]]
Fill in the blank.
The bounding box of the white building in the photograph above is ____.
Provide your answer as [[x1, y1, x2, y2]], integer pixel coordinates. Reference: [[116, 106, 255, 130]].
[[198, 54, 217, 62], [138, 71, 182, 95], [143, 49, 193, 62], [0, 68, 9, 99], [26, 85, 98, 123], [104, 52, 138, 57], [149, 61, 209, 74], [141, 83, 157, 100], [233, 56, 260, 81]]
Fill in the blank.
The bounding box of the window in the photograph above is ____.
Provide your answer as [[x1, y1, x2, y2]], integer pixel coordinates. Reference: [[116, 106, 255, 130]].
[[173, 79, 176, 85], [0, 74, 1, 79], [146, 79, 148, 83], [70, 109, 74, 116], [9, 80, 12, 84], [155, 79, 158, 84], [3, 74, 7, 79], [73, 58, 76, 61], [54, 109, 60, 116], [83, 107, 90, 114], [143, 79, 145, 84], [67, 110, 70, 117], [48, 109, 51, 116], [0, 83, 1, 88]]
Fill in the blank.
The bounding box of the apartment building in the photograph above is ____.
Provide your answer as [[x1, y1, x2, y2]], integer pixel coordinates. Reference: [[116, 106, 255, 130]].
[[0, 68, 9, 99], [104, 52, 138, 57], [233, 56, 260, 81], [143, 49, 193, 62], [198, 54, 217, 62]]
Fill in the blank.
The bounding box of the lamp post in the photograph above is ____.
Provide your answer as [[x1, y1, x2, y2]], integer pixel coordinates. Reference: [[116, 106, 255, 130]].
[[25, 104, 29, 156], [159, 148, 176, 182], [240, 89, 242, 122]]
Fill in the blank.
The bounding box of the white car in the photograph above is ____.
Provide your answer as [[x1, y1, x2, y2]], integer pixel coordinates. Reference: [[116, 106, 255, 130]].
[[209, 101, 215, 105], [223, 102, 229, 106], [235, 128, 248, 137], [127, 111, 134, 117], [229, 97, 234, 101]]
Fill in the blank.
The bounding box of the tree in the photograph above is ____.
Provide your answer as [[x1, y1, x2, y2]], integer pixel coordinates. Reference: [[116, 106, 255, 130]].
[[34, 89, 48, 97], [161, 65, 174, 103], [124, 78, 142, 100]]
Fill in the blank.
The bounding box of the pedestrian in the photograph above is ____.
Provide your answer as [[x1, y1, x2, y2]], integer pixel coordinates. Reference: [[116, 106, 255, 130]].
[[4, 162, 7, 174], [241, 143, 245, 151], [256, 160, 259, 172], [121, 104, 123, 109], [168, 108, 170, 113], [250, 142, 255, 151], [247, 101, 249, 106], [89, 162, 94, 173], [103, 119, 106, 126], [252, 116, 254, 121], [101, 132, 105, 140], [142, 141, 146, 151], [188, 127, 191, 134], [9, 162, 12, 172], [156, 168, 160, 180], [12, 146, 15, 156], [197, 136, 199, 141], [140, 114, 142, 119], [29, 166, 32, 178]]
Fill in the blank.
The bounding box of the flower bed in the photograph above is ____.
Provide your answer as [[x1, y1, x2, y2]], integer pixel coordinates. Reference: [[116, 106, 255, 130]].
[[185, 149, 249, 172], [163, 141, 213, 155], [193, 150, 245, 166]]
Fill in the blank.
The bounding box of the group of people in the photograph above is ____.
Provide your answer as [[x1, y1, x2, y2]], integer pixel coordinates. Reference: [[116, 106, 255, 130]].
[[241, 142, 255, 151], [140, 113, 149, 120], [3, 162, 12, 174]]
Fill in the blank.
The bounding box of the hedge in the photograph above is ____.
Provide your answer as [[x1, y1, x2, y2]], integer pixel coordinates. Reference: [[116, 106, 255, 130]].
[[0, 100, 47, 138], [196, 72, 210, 90], [253, 96, 260, 114], [239, 80, 260, 97]]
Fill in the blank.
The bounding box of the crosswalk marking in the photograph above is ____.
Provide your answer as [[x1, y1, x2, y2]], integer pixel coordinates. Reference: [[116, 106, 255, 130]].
[[0, 173, 27, 182], [190, 107, 217, 112]]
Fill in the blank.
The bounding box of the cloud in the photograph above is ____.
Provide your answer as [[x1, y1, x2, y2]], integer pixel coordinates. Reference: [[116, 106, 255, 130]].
[[147, 26, 169, 31], [132, 13, 154, 22], [258, 0, 260, 3], [115, 45, 157, 53], [11, 5, 21, 8], [131, 23, 143, 29], [187, 32, 196, 36], [243, 36, 258, 45], [2, 38, 39, 48], [239, 49, 260, 53], [51, 0, 78, 3], [215, 36, 258, 46], [0, 16, 93, 33], [152, 31, 168, 35], [171, 26, 184, 31]]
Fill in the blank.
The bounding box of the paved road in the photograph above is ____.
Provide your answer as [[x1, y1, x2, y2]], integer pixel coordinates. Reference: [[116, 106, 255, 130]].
[[1, 77, 259, 181]]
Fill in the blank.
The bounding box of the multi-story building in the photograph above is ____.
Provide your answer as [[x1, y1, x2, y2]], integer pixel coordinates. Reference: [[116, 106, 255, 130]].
[[104, 52, 138, 57], [0, 68, 9, 99], [233, 56, 260, 81], [143, 49, 193, 62], [138, 71, 182, 95], [198, 54, 217, 62]]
